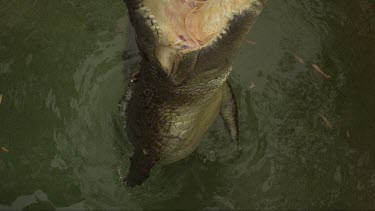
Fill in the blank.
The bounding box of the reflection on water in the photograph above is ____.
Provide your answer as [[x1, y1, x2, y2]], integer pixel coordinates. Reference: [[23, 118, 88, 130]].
[[0, 0, 374, 210]]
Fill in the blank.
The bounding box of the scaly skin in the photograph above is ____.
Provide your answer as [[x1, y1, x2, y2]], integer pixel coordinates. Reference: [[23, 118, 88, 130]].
[[123, 0, 266, 187]]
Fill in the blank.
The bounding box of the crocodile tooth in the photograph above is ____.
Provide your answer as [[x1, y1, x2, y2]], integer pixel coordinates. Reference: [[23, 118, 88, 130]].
[[233, 10, 241, 15], [148, 15, 155, 19], [136, 8, 144, 15], [146, 21, 152, 27], [253, 1, 261, 8], [225, 13, 233, 20], [135, 3, 143, 9]]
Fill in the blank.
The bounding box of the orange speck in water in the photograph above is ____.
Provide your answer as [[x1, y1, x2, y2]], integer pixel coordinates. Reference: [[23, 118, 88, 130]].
[[312, 64, 332, 79], [318, 112, 333, 129], [246, 40, 257, 45], [293, 53, 305, 64]]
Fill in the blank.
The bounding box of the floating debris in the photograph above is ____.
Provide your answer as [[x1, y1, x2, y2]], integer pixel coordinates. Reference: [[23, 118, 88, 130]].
[[293, 53, 305, 64], [346, 130, 350, 138], [1, 146, 9, 153], [246, 40, 257, 45], [312, 64, 332, 79], [0, 94, 2, 104], [318, 112, 333, 129]]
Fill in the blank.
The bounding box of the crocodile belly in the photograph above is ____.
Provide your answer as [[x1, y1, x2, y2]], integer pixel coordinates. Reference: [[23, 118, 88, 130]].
[[158, 91, 223, 164]]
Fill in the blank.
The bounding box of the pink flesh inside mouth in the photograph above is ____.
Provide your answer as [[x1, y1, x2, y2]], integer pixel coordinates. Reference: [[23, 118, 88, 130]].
[[147, 0, 207, 50]]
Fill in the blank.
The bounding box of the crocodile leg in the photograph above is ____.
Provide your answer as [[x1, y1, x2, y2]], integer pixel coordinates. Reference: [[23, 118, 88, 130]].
[[124, 147, 157, 187], [220, 81, 239, 146]]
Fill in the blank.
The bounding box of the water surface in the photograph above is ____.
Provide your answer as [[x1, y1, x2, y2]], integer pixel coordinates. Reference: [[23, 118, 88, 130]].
[[0, 0, 374, 210]]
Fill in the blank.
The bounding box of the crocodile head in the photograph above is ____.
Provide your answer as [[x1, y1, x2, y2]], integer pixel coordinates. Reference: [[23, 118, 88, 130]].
[[122, 0, 266, 187], [124, 0, 266, 81]]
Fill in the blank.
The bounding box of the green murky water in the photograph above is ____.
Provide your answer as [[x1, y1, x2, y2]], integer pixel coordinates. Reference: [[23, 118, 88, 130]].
[[1, 0, 374, 210]]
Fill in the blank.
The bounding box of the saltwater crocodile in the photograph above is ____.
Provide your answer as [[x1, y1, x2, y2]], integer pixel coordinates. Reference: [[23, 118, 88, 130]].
[[122, 0, 266, 187]]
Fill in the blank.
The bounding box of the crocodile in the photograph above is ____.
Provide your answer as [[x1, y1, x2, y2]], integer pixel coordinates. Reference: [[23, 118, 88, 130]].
[[122, 0, 266, 187]]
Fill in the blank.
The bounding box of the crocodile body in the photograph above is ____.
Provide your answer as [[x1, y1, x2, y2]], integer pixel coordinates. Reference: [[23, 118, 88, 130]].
[[122, 0, 266, 187]]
